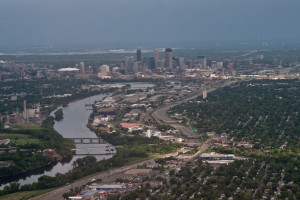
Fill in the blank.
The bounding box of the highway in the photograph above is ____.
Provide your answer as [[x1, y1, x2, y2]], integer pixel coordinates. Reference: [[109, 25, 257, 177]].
[[152, 80, 236, 144], [31, 152, 177, 200]]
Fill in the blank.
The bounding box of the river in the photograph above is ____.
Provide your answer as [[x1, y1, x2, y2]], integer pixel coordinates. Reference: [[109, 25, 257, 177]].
[[0, 82, 154, 189]]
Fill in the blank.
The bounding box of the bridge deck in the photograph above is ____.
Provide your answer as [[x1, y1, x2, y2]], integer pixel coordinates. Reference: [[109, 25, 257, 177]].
[[66, 138, 106, 144], [73, 153, 115, 156]]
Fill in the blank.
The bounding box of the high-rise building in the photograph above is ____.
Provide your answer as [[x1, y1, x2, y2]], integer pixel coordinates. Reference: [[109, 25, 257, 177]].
[[155, 60, 164, 69], [165, 48, 173, 69], [173, 57, 179, 67], [79, 62, 85, 75], [23, 100, 27, 120], [119, 62, 125, 74], [137, 49, 142, 61], [154, 49, 159, 63], [187, 60, 193, 68], [100, 65, 110, 73], [125, 56, 134, 74], [211, 61, 217, 69], [148, 57, 155, 69], [233, 60, 239, 68], [120, 62, 125, 70], [217, 62, 223, 68], [273, 58, 278, 66], [207, 59, 212, 68], [132, 62, 139, 73], [228, 63, 234, 70], [223, 61, 229, 69], [197, 56, 207, 68], [20, 68, 25, 80], [178, 57, 185, 66]]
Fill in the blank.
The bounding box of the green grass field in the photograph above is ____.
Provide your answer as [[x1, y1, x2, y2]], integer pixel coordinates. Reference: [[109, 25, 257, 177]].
[[0, 124, 44, 146], [10, 124, 41, 130], [0, 189, 53, 200], [0, 133, 41, 146]]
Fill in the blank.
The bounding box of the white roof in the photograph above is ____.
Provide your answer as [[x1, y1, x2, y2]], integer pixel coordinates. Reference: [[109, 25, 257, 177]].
[[58, 68, 79, 72]]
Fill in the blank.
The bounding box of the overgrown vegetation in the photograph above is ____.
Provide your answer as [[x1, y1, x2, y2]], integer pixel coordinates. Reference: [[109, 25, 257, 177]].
[[0, 117, 74, 179], [54, 108, 63, 121]]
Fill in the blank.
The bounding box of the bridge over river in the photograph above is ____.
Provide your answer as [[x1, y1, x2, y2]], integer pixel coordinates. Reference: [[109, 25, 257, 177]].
[[67, 137, 106, 144]]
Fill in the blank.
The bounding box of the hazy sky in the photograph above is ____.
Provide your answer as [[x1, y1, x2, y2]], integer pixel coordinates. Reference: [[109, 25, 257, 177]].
[[1, 0, 300, 46]]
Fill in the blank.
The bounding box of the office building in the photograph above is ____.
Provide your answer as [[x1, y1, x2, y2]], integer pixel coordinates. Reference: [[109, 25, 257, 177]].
[[148, 57, 155, 69], [132, 62, 139, 73], [154, 49, 159, 63], [187, 60, 193, 68], [211, 61, 217, 69], [165, 48, 173, 69], [137, 49, 142, 61], [100, 65, 110, 73], [217, 62, 223, 68], [125, 56, 134, 74], [207, 59, 212, 68], [155, 60, 164, 69], [23, 100, 27, 120], [80, 62, 85, 75], [20, 68, 25, 80], [178, 57, 185, 66], [197, 56, 207, 68]]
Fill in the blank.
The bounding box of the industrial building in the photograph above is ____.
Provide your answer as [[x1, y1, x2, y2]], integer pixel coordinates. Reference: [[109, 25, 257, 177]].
[[200, 152, 235, 160], [88, 184, 126, 190]]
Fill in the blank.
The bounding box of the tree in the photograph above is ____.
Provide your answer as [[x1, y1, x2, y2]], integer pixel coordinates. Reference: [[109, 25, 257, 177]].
[[54, 108, 64, 121]]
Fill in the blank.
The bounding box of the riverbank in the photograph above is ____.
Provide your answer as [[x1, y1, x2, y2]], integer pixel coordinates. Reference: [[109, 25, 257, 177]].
[[0, 139, 182, 199], [0, 91, 115, 192], [0, 154, 71, 180], [1, 155, 157, 200], [0, 82, 158, 198], [0, 120, 74, 191], [30, 148, 180, 200]]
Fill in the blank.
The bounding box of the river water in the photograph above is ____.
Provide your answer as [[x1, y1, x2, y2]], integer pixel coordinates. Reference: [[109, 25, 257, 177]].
[[0, 82, 153, 189]]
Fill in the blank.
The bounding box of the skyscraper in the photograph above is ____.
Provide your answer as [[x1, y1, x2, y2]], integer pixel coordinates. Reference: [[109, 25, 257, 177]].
[[148, 57, 155, 69], [23, 100, 27, 120], [79, 62, 85, 75], [217, 62, 223, 68], [154, 49, 159, 62], [187, 60, 193, 68], [132, 62, 139, 73], [125, 56, 134, 74], [165, 48, 173, 69], [137, 49, 142, 61], [178, 57, 185, 66], [100, 65, 110, 73], [197, 56, 207, 68], [20, 67, 25, 80]]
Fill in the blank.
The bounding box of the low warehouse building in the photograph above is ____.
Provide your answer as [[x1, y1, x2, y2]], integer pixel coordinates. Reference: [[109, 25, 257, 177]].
[[200, 152, 235, 160]]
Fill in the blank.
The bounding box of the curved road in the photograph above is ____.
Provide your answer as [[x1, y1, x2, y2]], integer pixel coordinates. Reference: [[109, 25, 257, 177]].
[[152, 80, 236, 143]]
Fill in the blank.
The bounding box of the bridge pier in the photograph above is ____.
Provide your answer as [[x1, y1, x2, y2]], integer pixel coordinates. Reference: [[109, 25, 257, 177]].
[[67, 138, 106, 144]]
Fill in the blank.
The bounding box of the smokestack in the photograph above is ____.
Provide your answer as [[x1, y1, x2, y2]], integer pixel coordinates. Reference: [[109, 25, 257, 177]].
[[23, 100, 27, 120]]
